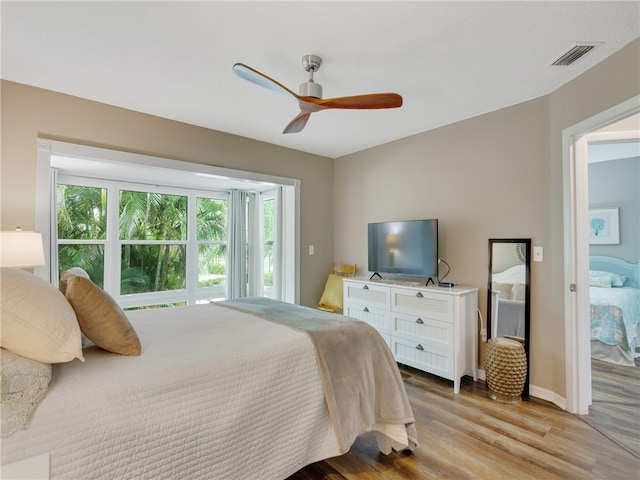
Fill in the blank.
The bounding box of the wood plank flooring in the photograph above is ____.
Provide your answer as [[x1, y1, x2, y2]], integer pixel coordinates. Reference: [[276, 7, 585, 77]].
[[581, 358, 640, 459], [287, 366, 640, 480]]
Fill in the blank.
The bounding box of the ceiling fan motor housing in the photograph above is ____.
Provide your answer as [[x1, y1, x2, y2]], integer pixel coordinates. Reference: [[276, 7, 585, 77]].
[[299, 80, 323, 98], [299, 54, 323, 98]]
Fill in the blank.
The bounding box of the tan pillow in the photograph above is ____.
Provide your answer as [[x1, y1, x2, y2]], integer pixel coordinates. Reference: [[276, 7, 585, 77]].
[[0, 268, 84, 363], [65, 276, 141, 356], [317, 274, 344, 310], [59, 267, 91, 295]]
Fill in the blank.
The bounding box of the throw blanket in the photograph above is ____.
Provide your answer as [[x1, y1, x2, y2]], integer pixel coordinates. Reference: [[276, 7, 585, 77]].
[[219, 297, 417, 453], [590, 286, 640, 350], [0, 348, 52, 438], [496, 299, 525, 339]]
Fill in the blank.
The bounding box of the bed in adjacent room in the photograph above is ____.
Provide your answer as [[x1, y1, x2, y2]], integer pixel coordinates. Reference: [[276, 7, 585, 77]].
[[1, 268, 416, 480], [589, 255, 640, 366]]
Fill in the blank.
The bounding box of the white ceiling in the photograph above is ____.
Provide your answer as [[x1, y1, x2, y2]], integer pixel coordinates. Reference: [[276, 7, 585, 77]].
[[2, 1, 639, 159]]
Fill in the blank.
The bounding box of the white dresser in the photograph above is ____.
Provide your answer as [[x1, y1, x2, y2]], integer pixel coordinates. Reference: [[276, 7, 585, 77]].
[[343, 277, 479, 393]]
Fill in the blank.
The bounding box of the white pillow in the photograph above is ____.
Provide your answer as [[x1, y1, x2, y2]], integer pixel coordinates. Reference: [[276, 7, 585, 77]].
[[0, 268, 84, 363], [589, 270, 613, 288]]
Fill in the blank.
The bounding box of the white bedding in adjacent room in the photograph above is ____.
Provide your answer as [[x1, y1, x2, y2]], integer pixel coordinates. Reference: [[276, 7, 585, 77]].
[[588, 256, 640, 366], [2, 304, 344, 479]]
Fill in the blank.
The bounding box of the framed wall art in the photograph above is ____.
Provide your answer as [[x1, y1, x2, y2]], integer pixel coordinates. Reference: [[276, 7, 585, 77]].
[[589, 207, 620, 245]]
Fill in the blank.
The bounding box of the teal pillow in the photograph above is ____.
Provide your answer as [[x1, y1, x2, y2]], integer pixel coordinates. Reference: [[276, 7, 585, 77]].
[[609, 272, 627, 287]]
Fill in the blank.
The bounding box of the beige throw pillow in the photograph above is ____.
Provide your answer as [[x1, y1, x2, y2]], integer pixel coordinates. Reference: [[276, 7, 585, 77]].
[[0, 268, 84, 363], [65, 276, 141, 356]]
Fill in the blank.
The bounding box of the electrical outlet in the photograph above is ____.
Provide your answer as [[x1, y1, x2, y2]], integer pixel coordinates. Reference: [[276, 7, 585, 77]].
[[481, 329, 487, 342]]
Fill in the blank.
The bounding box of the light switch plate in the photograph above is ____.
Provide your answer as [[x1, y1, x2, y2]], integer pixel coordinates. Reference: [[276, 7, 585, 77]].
[[533, 246, 543, 262]]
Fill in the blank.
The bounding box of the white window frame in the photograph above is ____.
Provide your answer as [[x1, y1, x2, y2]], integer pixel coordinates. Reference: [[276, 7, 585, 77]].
[[57, 174, 231, 308], [35, 139, 300, 304], [260, 189, 281, 300]]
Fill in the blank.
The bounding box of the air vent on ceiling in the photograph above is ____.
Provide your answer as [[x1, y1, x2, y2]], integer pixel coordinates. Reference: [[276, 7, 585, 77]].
[[551, 43, 601, 66]]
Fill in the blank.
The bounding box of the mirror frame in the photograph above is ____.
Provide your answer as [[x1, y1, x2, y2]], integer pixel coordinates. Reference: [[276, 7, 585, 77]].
[[487, 238, 531, 399]]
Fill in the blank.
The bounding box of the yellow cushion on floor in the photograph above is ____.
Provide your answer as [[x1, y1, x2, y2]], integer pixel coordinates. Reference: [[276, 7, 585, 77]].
[[317, 274, 344, 312]]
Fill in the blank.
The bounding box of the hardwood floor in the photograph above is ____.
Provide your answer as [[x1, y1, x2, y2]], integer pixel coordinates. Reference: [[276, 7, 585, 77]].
[[287, 366, 640, 480], [582, 358, 640, 459]]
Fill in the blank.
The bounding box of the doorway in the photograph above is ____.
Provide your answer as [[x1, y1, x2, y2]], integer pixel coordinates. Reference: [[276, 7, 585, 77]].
[[563, 96, 640, 415]]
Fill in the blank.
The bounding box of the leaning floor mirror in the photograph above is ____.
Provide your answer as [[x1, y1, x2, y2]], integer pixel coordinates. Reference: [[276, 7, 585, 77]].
[[487, 238, 531, 398]]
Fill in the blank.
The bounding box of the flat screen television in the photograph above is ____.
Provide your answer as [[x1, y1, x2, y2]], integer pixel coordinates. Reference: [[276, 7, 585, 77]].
[[368, 219, 438, 280]]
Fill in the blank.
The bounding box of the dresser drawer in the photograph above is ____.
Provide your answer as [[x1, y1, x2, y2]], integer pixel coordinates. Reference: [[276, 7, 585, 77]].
[[344, 304, 391, 335], [344, 281, 391, 308], [391, 287, 454, 322], [392, 311, 453, 350], [391, 336, 453, 380]]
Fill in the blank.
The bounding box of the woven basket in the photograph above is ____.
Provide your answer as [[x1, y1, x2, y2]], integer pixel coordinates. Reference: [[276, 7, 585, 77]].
[[485, 337, 527, 404]]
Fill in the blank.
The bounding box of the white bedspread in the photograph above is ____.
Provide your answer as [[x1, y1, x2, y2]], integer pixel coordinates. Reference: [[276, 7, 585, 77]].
[[2, 304, 345, 479]]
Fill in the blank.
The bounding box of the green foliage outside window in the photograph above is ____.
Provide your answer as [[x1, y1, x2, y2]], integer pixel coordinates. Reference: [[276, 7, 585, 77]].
[[57, 185, 107, 286], [57, 184, 229, 299], [119, 191, 188, 294]]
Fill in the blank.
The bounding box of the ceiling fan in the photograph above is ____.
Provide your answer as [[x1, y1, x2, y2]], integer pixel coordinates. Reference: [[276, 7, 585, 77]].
[[233, 55, 403, 134]]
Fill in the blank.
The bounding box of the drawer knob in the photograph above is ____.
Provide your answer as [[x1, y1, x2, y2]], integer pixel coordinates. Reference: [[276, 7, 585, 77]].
[[363, 307, 369, 312], [363, 285, 369, 290], [416, 344, 424, 351], [416, 318, 424, 324], [416, 291, 423, 298]]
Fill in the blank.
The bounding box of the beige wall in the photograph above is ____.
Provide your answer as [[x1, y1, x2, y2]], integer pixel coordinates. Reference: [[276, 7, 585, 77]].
[[334, 39, 640, 397], [2, 38, 638, 400], [334, 95, 550, 385], [0, 81, 335, 307]]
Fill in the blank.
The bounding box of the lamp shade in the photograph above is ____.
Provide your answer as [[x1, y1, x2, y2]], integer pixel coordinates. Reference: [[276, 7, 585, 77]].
[[0, 230, 46, 268]]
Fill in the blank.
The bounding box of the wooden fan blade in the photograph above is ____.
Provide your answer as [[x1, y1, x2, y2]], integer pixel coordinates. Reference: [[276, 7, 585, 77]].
[[233, 63, 298, 100], [283, 111, 312, 134], [312, 93, 403, 110]]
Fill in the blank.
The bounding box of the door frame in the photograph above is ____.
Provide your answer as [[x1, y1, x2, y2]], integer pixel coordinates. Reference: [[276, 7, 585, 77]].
[[562, 95, 640, 414]]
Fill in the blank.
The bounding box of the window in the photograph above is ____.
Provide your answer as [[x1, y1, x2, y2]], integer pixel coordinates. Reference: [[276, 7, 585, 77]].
[[57, 182, 107, 287], [196, 197, 228, 294], [262, 191, 278, 299], [37, 139, 299, 305], [119, 189, 188, 296], [57, 176, 232, 308]]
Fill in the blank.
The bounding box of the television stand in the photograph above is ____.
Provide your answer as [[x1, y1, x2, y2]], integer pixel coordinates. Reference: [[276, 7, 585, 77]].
[[425, 277, 435, 286], [369, 272, 382, 280]]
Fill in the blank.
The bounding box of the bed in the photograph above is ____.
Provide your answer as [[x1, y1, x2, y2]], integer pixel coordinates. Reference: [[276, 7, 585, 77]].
[[0, 268, 416, 479], [490, 264, 526, 340], [589, 255, 640, 366]]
